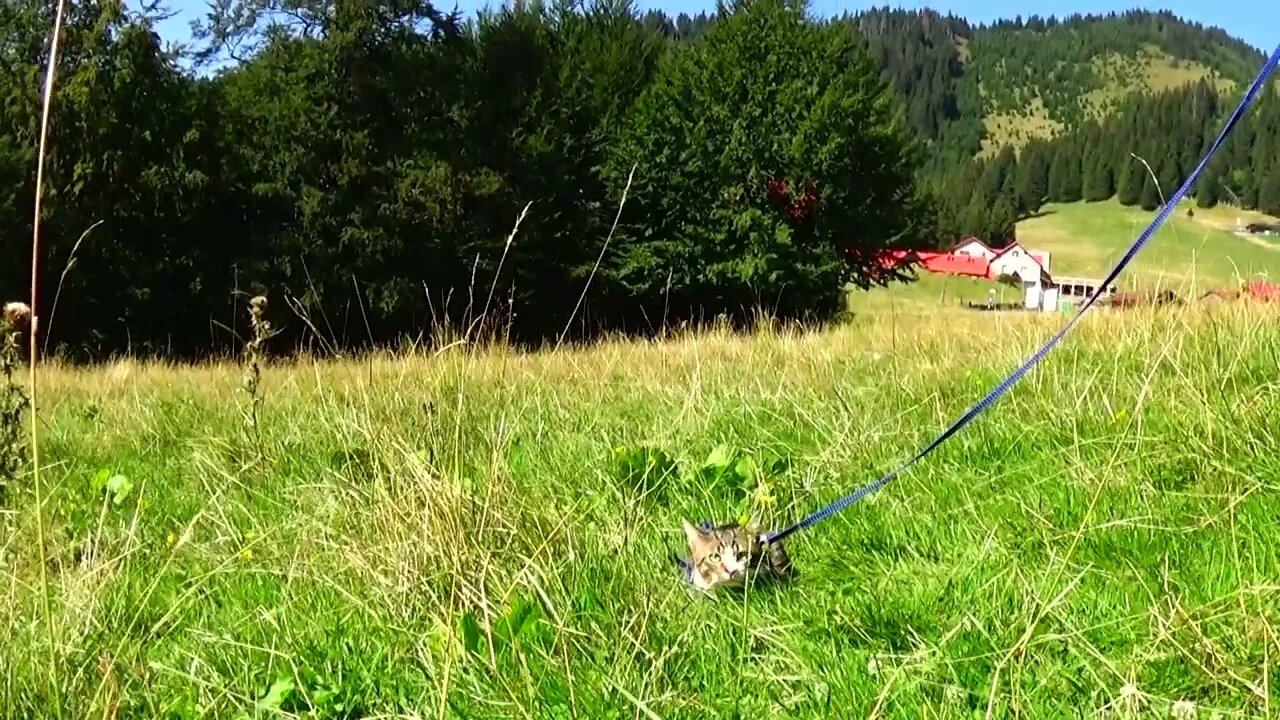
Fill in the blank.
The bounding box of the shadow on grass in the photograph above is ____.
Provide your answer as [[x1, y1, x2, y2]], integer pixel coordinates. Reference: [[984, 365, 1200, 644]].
[[1019, 207, 1057, 221]]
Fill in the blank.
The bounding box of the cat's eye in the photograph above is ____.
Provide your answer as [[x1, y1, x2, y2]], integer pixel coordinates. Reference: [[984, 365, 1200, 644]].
[[707, 552, 721, 564]]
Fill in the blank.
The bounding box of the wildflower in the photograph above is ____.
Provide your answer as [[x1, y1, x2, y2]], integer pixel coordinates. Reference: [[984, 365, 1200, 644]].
[[1115, 409, 1129, 423], [752, 481, 776, 507], [240, 548, 254, 562], [166, 531, 176, 546], [249, 295, 268, 318], [1171, 700, 1196, 719]]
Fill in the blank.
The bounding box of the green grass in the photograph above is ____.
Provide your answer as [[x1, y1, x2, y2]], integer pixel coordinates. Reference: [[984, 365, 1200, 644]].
[[3, 294, 1280, 716], [1018, 199, 1280, 291], [850, 198, 1280, 314], [4, 200, 1280, 717]]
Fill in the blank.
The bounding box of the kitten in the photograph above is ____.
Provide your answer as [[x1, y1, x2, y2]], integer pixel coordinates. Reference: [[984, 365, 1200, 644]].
[[677, 518, 793, 592]]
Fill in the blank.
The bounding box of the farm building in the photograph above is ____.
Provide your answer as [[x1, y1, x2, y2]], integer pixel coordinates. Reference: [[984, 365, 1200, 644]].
[[951, 238, 998, 261], [872, 239, 1078, 312], [988, 241, 1053, 310], [1052, 276, 1118, 308], [918, 252, 991, 278], [948, 238, 1052, 272]]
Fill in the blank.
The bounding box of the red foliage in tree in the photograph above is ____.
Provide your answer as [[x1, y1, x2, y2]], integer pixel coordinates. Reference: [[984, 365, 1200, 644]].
[[785, 180, 821, 225], [766, 175, 788, 203]]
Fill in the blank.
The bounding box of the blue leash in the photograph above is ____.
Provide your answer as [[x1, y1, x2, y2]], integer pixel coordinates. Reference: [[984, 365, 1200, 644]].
[[763, 44, 1280, 547]]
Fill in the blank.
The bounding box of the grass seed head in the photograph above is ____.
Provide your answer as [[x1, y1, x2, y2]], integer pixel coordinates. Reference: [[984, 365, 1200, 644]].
[[0, 300, 28, 504], [2, 302, 30, 332]]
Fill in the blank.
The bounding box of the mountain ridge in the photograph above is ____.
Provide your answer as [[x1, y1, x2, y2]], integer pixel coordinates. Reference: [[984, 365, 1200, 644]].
[[848, 8, 1268, 163]]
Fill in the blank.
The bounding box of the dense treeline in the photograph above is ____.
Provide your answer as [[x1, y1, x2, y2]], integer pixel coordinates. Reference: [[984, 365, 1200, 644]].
[[933, 79, 1280, 244], [2, 0, 1277, 360], [846, 9, 981, 170], [850, 7, 1280, 244], [0, 0, 929, 360], [968, 10, 1262, 126]]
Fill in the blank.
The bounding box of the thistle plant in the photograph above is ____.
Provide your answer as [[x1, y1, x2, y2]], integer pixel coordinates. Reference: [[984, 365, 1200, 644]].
[[241, 295, 271, 446], [0, 301, 31, 503]]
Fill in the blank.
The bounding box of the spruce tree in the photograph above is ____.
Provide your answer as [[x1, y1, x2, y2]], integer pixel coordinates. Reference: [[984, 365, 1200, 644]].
[[1157, 156, 1181, 200], [1014, 141, 1049, 213], [1194, 163, 1220, 209], [1059, 146, 1083, 203], [1259, 167, 1280, 217], [1047, 146, 1069, 202], [1139, 172, 1161, 212], [1116, 156, 1140, 206], [1083, 151, 1114, 202], [987, 194, 1018, 244], [976, 146, 1015, 207], [1242, 168, 1260, 209]]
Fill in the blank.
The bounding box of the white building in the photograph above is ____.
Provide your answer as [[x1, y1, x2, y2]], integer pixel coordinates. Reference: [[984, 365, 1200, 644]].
[[951, 237, 998, 261], [1052, 276, 1118, 306], [987, 241, 1054, 310]]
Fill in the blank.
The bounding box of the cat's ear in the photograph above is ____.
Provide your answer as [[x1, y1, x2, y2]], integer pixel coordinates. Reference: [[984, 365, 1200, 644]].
[[681, 519, 706, 546]]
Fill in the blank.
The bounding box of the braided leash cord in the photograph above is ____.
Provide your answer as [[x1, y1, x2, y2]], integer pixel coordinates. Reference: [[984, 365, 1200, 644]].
[[763, 45, 1280, 547]]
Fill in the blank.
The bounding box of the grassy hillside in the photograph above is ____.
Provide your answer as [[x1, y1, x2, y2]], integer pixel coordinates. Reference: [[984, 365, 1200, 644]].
[[850, 198, 1280, 314], [4, 299, 1280, 716], [1018, 200, 1280, 287], [980, 47, 1237, 154], [854, 9, 1266, 162]]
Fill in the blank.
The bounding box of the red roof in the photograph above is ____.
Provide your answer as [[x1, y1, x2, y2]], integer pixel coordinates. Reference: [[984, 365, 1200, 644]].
[[870, 248, 992, 278], [1246, 280, 1280, 301], [870, 243, 1061, 282], [920, 252, 991, 277]]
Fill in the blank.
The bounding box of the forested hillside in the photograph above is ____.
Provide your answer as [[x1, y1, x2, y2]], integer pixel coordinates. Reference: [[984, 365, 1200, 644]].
[[851, 8, 1280, 245], [852, 8, 1264, 164], [0, 0, 1276, 360]]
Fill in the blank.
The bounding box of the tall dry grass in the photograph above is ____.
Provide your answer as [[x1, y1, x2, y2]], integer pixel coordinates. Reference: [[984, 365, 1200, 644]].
[[2, 297, 1279, 716]]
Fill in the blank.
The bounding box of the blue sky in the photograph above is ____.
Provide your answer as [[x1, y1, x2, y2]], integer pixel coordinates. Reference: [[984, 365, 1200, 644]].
[[148, 0, 1277, 55]]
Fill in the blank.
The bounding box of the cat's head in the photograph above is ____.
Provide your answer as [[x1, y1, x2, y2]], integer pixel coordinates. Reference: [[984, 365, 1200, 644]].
[[681, 519, 760, 591]]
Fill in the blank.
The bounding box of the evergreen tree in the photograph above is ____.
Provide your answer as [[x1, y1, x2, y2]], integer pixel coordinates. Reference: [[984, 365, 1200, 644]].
[[1116, 156, 1140, 206], [1139, 172, 1162, 211], [1014, 141, 1049, 213], [1157, 156, 1182, 200], [1259, 167, 1280, 216], [1242, 168, 1261, 209], [1047, 146, 1069, 202], [1, 1, 1279, 359], [1194, 162, 1221, 208], [1058, 144, 1083, 202], [1083, 150, 1114, 201], [986, 193, 1019, 243], [976, 145, 1017, 207]]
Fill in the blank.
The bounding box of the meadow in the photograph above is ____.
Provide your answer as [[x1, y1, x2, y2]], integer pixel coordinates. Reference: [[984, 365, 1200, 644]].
[[3, 204, 1280, 718], [851, 198, 1280, 314]]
